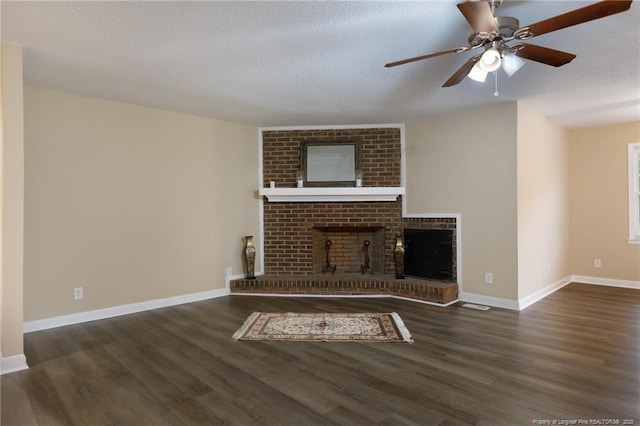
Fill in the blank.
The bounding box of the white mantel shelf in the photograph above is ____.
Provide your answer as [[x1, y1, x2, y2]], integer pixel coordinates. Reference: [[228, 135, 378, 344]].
[[259, 187, 405, 202]]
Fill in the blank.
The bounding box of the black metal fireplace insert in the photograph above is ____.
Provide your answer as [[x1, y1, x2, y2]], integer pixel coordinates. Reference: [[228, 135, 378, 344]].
[[403, 229, 453, 282]]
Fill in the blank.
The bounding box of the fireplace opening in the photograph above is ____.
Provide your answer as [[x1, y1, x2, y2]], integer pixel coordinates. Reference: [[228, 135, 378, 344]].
[[404, 229, 454, 282], [313, 226, 385, 274]]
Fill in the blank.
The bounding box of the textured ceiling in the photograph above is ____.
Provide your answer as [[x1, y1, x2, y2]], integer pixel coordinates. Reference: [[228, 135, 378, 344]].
[[2, 1, 639, 127]]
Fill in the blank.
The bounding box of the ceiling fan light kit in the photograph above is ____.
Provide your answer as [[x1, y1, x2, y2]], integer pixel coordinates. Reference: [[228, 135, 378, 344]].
[[478, 45, 502, 72], [501, 52, 525, 77], [468, 62, 488, 83], [385, 0, 633, 89]]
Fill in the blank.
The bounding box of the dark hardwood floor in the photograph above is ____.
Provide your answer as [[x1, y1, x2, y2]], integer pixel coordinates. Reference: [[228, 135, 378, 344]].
[[2, 283, 639, 425]]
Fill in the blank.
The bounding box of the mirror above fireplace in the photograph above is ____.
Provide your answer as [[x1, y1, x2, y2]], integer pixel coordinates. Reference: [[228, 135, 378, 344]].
[[301, 141, 361, 187]]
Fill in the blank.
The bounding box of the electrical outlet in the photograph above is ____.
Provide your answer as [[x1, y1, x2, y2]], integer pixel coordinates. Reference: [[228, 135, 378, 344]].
[[74, 287, 83, 300], [484, 272, 493, 284], [594, 259, 602, 268]]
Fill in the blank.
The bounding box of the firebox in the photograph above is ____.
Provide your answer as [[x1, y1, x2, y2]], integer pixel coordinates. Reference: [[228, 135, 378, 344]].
[[312, 226, 385, 274], [404, 229, 454, 281]]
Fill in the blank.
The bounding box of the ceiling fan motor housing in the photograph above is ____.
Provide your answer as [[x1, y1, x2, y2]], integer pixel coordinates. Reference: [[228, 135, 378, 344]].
[[496, 16, 520, 38], [467, 16, 520, 47]]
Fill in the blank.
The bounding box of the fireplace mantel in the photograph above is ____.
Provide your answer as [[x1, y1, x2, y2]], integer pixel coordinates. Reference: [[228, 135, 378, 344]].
[[259, 187, 405, 202]]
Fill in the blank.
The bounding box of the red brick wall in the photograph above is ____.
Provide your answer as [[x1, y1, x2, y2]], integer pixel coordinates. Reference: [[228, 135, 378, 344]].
[[262, 128, 401, 188], [263, 201, 403, 275], [262, 127, 403, 275]]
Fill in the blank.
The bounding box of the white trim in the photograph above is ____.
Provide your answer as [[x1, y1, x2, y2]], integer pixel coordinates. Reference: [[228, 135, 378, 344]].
[[391, 295, 459, 307], [257, 127, 264, 192], [258, 187, 405, 202], [517, 276, 573, 310], [400, 123, 407, 193], [258, 196, 265, 277], [1, 354, 28, 375], [403, 213, 461, 219], [260, 123, 403, 131], [458, 291, 520, 310], [628, 142, 640, 242], [571, 275, 640, 289], [401, 213, 463, 294], [258, 128, 266, 276], [24, 287, 231, 333], [231, 292, 458, 307]]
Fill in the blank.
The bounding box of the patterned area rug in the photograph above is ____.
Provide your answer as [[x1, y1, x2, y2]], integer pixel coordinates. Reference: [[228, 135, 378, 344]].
[[232, 312, 413, 343]]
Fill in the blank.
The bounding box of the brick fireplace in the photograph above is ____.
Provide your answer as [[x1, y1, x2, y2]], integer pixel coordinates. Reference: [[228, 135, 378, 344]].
[[262, 200, 402, 276], [230, 126, 458, 304]]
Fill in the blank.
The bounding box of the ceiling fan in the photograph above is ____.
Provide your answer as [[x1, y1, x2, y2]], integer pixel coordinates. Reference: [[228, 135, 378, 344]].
[[385, 0, 633, 87]]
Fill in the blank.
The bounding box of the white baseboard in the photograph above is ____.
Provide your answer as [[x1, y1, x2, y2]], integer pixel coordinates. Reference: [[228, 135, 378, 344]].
[[391, 295, 459, 307], [518, 276, 573, 310], [21, 275, 635, 334], [571, 275, 640, 289], [458, 292, 520, 310], [461, 275, 638, 311], [1, 354, 28, 375], [24, 287, 230, 333]]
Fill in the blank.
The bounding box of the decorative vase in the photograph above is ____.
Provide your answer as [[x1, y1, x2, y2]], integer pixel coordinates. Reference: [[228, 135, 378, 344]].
[[393, 235, 405, 279], [244, 235, 256, 279]]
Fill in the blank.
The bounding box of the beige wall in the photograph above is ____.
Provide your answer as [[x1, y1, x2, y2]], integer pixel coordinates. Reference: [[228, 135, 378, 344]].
[[516, 104, 571, 299], [569, 121, 640, 281], [24, 87, 259, 321], [405, 102, 519, 301], [1, 43, 25, 358], [10, 69, 638, 332]]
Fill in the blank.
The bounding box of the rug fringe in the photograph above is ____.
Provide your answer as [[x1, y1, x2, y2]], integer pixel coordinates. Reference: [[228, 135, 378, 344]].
[[390, 312, 414, 343], [232, 311, 261, 341]]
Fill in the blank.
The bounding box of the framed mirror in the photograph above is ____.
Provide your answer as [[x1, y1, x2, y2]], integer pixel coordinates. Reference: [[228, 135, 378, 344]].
[[301, 141, 361, 187]]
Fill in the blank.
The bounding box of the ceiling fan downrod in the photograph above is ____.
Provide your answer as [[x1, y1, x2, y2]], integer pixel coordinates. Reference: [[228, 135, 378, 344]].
[[488, 0, 502, 15]]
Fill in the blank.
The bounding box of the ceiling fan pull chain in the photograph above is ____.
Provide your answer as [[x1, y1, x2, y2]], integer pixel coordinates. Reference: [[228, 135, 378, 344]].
[[493, 71, 499, 97]]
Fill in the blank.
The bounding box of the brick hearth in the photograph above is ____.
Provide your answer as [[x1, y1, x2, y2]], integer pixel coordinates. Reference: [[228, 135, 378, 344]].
[[230, 274, 458, 304]]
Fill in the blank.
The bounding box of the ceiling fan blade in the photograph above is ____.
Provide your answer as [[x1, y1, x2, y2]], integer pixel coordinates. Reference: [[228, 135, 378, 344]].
[[442, 55, 481, 87], [519, 0, 633, 38], [514, 43, 576, 67], [457, 1, 498, 34], [385, 47, 468, 68]]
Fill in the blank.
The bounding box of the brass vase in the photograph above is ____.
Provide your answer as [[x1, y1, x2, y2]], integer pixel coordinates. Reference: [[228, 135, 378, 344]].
[[244, 235, 256, 279], [393, 235, 405, 279]]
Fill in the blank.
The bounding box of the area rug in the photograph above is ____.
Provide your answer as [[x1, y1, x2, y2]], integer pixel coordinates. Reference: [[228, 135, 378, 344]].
[[232, 312, 413, 343]]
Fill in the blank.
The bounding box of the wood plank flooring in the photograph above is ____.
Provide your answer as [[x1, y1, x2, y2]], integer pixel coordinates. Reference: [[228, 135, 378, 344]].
[[1, 283, 639, 425]]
